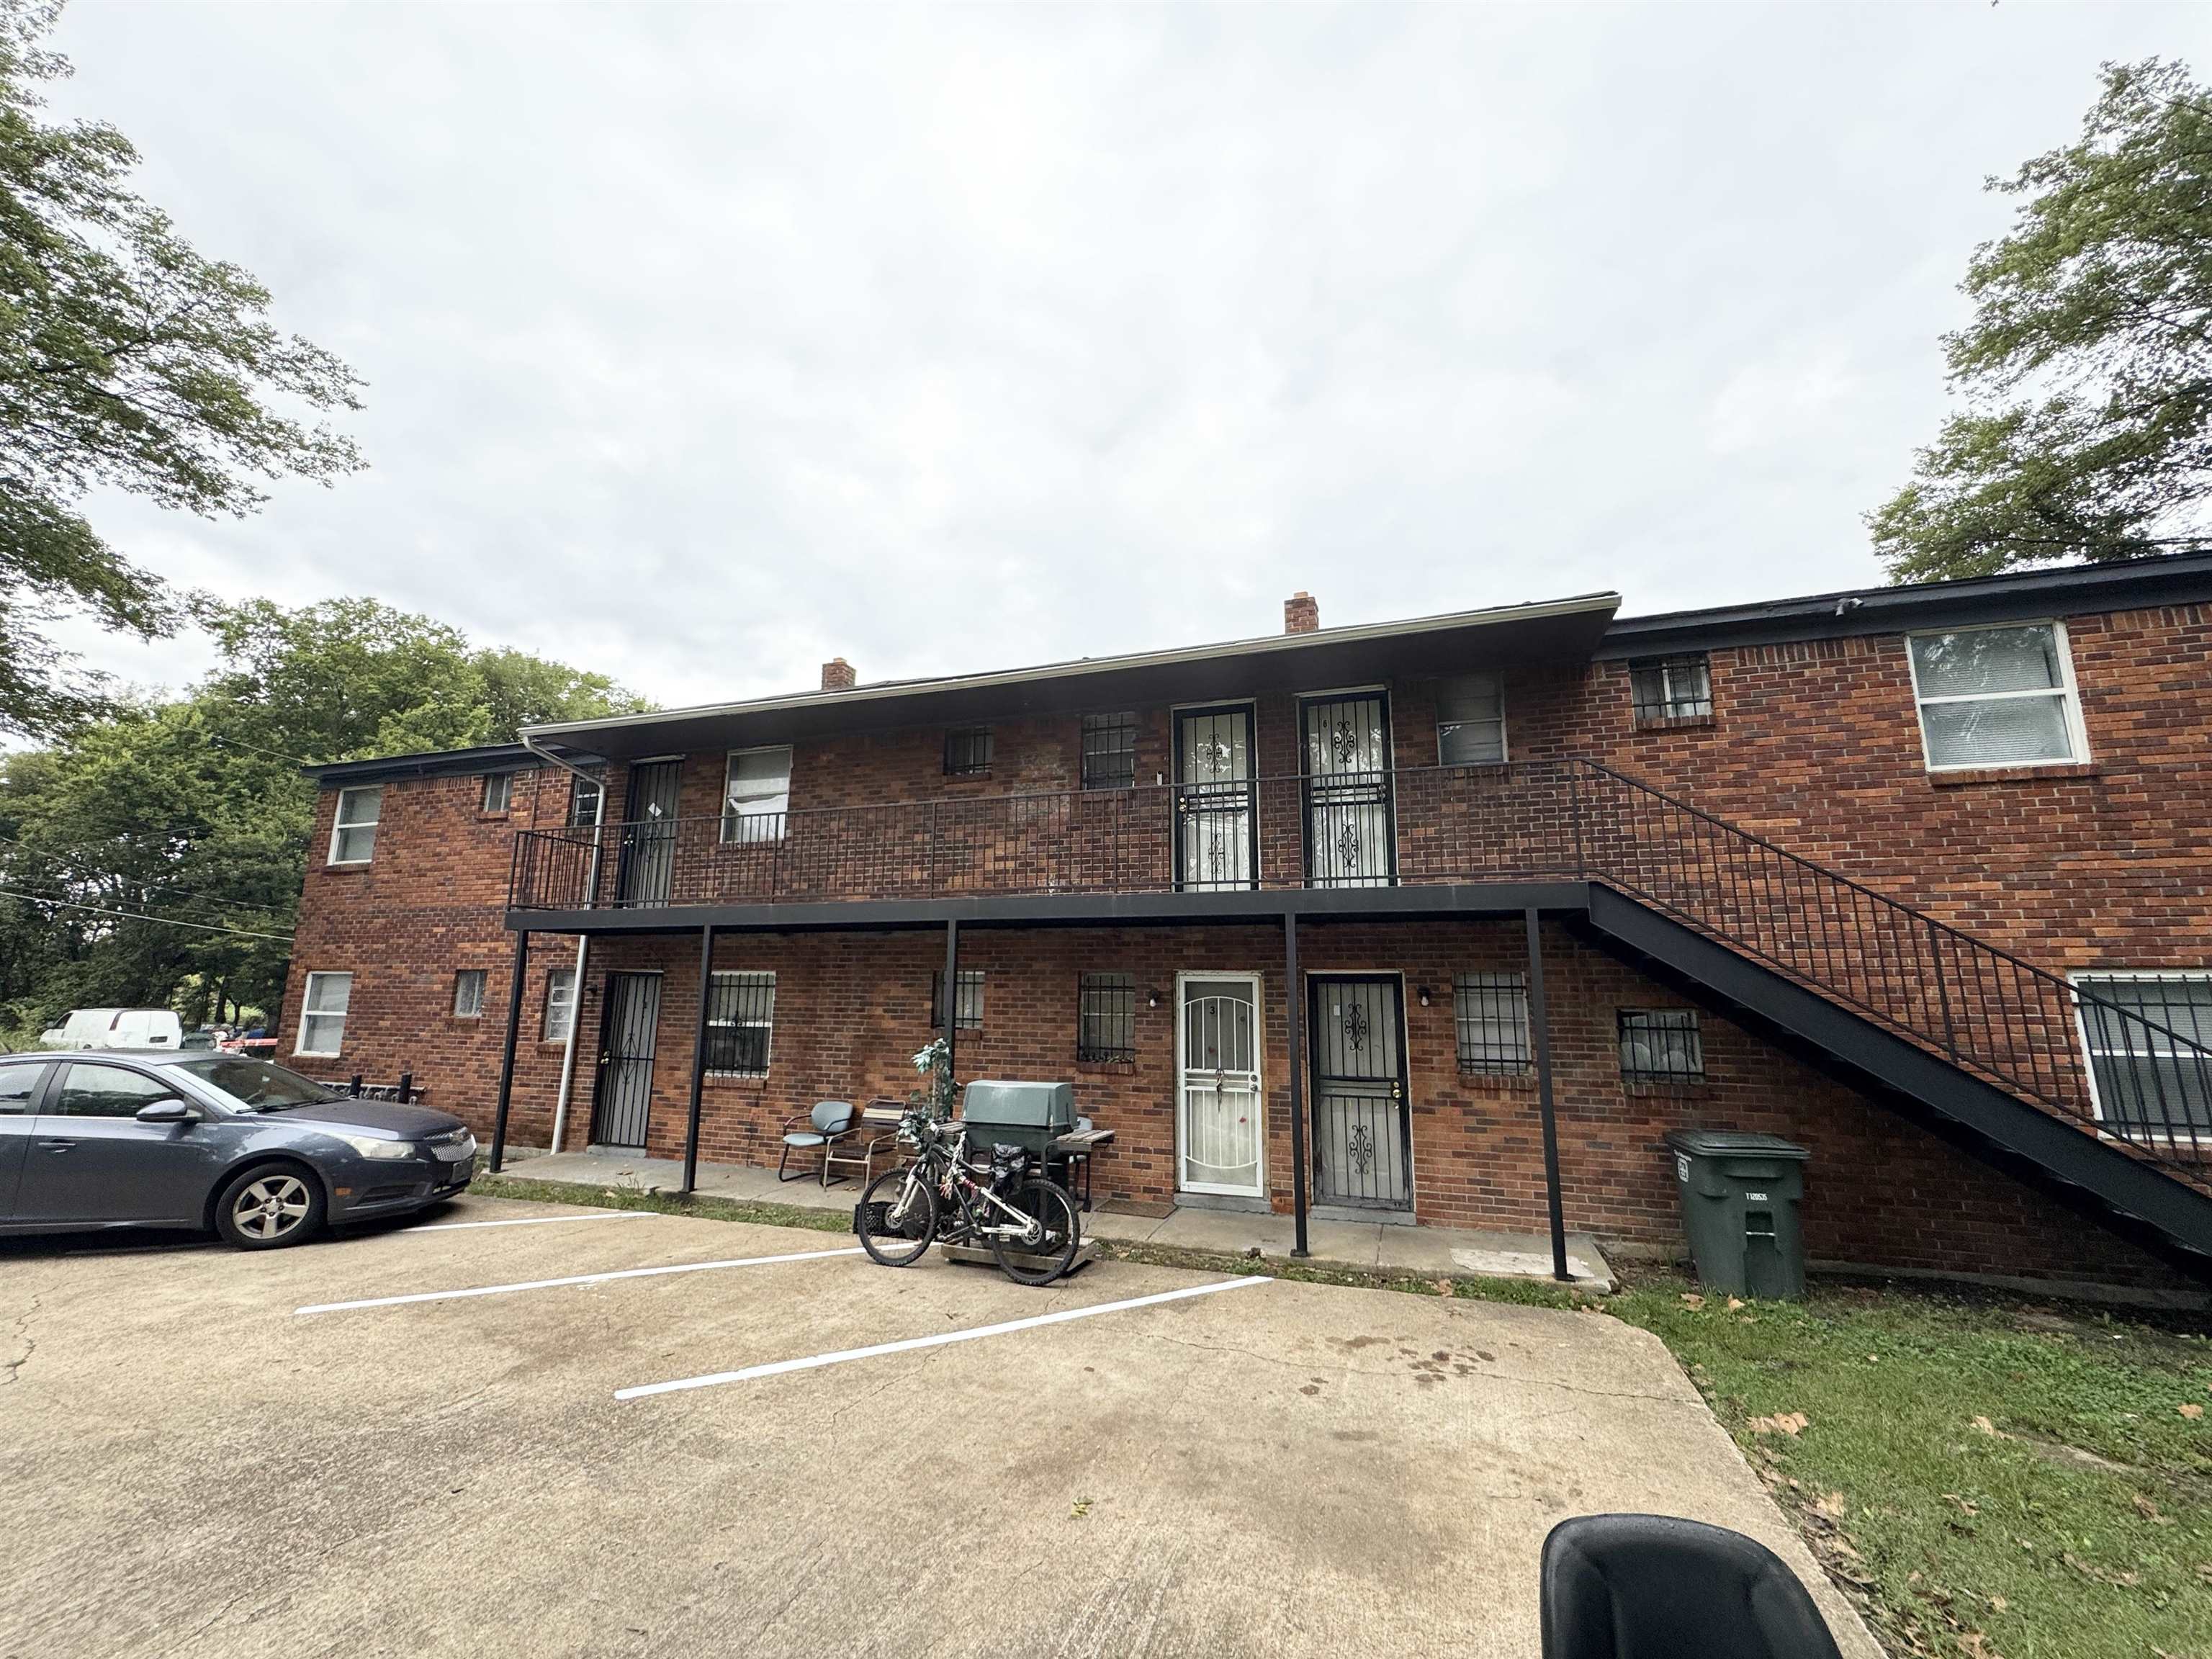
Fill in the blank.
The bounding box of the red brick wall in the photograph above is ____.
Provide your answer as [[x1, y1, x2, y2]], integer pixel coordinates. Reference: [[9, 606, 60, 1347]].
[[275, 599, 2212, 1291], [279, 764, 583, 1148], [554, 920, 2182, 1289]]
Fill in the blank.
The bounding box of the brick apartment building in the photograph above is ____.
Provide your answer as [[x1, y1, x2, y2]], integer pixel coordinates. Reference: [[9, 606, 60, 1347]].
[[280, 556, 2212, 1298]]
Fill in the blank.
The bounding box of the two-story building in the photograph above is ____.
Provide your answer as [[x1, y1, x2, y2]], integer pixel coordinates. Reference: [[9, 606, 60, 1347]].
[[281, 556, 2212, 1298]]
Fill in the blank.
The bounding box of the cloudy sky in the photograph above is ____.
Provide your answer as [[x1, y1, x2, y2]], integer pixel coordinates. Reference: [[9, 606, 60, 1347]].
[[39, 1, 2212, 713]]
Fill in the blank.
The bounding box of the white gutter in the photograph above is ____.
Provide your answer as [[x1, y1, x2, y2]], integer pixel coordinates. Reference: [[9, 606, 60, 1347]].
[[520, 590, 1622, 746], [520, 734, 608, 1156]]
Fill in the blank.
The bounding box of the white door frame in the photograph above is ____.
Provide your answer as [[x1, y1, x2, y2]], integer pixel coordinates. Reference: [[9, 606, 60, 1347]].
[[1174, 970, 1267, 1197]]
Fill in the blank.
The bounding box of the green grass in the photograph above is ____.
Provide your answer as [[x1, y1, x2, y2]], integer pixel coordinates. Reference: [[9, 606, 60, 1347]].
[[475, 1172, 854, 1234], [476, 1172, 2208, 1658], [1606, 1274, 2212, 1659]]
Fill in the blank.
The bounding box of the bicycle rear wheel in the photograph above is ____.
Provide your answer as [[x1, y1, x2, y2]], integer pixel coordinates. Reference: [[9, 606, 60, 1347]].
[[992, 1177, 1080, 1286], [856, 1164, 938, 1267]]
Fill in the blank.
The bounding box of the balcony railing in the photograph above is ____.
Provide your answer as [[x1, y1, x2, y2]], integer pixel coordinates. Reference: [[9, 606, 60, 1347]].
[[508, 760, 1588, 912], [508, 755, 2212, 1182]]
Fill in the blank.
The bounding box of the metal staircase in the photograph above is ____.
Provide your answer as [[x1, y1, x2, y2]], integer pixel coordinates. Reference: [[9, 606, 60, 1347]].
[[1565, 760, 2212, 1267]]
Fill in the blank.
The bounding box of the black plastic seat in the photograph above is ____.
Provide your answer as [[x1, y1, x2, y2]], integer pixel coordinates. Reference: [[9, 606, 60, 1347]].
[[1540, 1515, 1843, 1659]]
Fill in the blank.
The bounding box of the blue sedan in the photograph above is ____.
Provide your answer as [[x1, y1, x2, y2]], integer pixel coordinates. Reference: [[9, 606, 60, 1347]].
[[0, 1049, 477, 1249]]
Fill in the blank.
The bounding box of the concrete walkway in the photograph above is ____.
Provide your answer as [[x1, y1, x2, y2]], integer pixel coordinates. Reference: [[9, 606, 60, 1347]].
[[491, 1146, 1615, 1291]]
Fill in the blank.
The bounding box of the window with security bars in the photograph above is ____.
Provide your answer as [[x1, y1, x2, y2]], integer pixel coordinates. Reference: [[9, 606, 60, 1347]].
[[1618, 1009, 1704, 1084], [1081, 712, 1138, 789], [705, 971, 775, 1076], [2074, 974, 2212, 1136], [1452, 973, 1530, 1073], [480, 773, 514, 814], [930, 968, 984, 1030], [1628, 655, 1713, 724], [944, 728, 994, 776], [1077, 973, 1137, 1062]]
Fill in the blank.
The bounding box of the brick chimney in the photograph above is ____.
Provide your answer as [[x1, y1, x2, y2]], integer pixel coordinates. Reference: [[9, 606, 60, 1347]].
[[1284, 591, 1320, 634], [821, 657, 856, 691]]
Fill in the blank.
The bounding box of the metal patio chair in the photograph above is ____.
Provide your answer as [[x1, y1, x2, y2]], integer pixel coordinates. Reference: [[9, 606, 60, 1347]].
[[778, 1100, 859, 1187], [1540, 1514, 1843, 1659]]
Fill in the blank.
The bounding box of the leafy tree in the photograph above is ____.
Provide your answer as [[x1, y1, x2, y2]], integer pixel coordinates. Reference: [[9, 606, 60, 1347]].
[[0, 2, 363, 734], [0, 597, 648, 1033], [1871, 59, 2212, 583]]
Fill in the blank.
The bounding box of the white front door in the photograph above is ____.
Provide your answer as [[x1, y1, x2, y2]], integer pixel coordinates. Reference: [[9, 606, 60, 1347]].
[[1177, 974, 1265, 1197]]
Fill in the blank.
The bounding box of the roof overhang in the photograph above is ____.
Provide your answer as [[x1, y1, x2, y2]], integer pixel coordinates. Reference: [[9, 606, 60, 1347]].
[[524, 591, 1622, 761]]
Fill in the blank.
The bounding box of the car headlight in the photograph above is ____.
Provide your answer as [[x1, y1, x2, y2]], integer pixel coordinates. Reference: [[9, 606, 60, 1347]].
[[334, 1133, 420, 1161]]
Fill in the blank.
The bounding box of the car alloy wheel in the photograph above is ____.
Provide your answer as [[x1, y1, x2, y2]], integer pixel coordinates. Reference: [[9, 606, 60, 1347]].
[[232, 1174, 312, 1241]]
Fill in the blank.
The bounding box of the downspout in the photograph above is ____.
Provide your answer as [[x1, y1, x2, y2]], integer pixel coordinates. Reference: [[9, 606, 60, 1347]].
[[522, 732, 606, 1155]]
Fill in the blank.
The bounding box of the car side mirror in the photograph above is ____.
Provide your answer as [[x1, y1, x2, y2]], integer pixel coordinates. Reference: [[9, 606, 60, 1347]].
[[136, 1098, 199, 1125]]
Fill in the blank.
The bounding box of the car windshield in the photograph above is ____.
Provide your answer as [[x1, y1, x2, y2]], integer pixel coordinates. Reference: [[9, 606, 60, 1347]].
[[172, 1056, 341, 1112]]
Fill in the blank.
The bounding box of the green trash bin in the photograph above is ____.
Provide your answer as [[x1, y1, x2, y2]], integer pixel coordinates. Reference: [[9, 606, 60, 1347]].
[[1663, 1130, 1810, 1300]]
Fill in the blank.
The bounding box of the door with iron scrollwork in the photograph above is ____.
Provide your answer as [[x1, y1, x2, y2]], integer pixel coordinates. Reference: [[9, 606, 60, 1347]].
[[1308, 974, 1411, 1209], [1177, 975, 1264, 1197], [1299, 693, 1396, 889], [1174, 706, 1257, 891]]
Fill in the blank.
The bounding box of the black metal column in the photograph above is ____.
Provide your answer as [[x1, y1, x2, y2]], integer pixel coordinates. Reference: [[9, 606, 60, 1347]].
[[941, 917, 960, 1082], [489, 929, 529, 1174], [682, 924, 716, 1195], [1284, 910, 1310, 1259], [1524, 906, 1570, 1282]]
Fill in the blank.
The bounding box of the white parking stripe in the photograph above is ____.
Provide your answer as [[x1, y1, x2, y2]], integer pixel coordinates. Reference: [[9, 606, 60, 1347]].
[[613, 1274, 1271, 1400], [405, 1210, 655, 1233], [295, 1246, 863, 1315]]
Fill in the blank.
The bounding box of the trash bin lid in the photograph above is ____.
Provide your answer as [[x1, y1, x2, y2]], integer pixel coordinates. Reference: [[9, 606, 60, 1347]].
[[1664, 1129, 1809, 1160]]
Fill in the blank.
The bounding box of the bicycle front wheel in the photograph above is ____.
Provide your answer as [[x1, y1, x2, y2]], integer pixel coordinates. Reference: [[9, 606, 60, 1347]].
[[857, 1164, 938, 1267], [992, 1177, 1080, 1286]]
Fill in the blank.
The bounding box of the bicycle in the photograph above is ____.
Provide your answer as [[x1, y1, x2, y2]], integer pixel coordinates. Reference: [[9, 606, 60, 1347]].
[[854, 1106, 1082, 1285]]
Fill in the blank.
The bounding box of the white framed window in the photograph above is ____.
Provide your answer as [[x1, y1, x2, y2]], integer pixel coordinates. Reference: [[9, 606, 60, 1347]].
[[2072, 971, 2212, 1139], [567, 769, 604, 829], [480, 773, 514, 815], [721, 746, 793, 844], [452, 969, 486, 1019], [1437, 673, 1506, 766], [705, 971, 775, 1076], [1907, 622, 2087, 771], [296, 972, 353, 1056], [328, 786, 382, 865], [1452, 973, 1530, 1074], [543, 966, 578, 1043]]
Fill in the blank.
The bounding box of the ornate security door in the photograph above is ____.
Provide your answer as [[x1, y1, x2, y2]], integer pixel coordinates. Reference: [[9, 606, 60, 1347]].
[[590, 971, 662, 1148], [615, 759, 682, 907], [1308, 974, 1411, 1210], [1177, 976, 1264, 1196], [1300, 693, 1396, 889], [1174, 706, 1257, 891]]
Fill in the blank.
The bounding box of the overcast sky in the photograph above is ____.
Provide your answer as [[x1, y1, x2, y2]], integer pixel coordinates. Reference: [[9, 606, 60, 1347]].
[[39, 1, 2212, 714]]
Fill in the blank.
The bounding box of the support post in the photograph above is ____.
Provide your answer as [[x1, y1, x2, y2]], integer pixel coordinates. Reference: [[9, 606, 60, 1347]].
[[941, 917, 960, 1085], [1524, 907, 1570, 1282], [682, 924, 716, 1195], [1284, 911, 1310, 1259], [489, 928, 529, 1174]]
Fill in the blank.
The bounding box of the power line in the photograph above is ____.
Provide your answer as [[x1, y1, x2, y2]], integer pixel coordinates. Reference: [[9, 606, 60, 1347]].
[[0, 832, 295, 923], [0, 886, 295, 943]]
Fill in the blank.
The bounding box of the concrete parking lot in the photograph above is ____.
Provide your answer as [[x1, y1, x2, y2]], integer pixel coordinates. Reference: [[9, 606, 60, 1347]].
[[1, 1196, 1876, 1659]]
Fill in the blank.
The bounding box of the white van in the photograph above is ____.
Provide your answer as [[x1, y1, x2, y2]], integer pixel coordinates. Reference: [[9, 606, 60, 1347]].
[[37, 1008, 184, 1051]]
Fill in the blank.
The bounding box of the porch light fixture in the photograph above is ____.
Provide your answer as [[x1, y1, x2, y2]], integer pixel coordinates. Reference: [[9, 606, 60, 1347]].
[[1416, 985, 1433, 1007], [1146, 990, 1160, 1010]]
